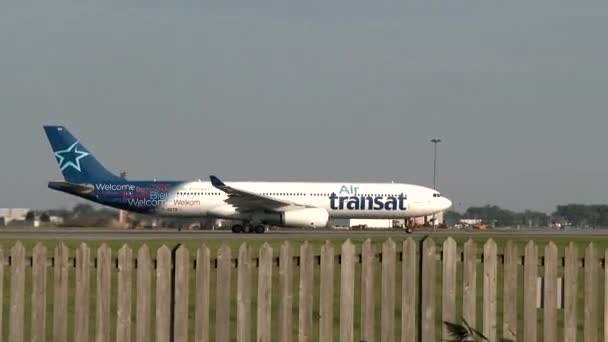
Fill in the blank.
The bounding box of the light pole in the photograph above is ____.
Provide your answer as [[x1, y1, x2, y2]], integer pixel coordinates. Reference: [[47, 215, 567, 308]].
[[430, 139, 441, 230], [431, 139, 441, 190]]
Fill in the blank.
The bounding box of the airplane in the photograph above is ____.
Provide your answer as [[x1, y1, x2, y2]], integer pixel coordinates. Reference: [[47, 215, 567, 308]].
[[44, 125, 452, 233]]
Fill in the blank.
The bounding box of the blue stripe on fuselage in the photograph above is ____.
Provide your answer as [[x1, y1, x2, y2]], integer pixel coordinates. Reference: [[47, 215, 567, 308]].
[[50, 181, 182, 214]]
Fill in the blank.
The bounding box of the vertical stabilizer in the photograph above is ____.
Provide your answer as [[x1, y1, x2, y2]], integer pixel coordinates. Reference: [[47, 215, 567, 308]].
[[44, 125, 121, 183]]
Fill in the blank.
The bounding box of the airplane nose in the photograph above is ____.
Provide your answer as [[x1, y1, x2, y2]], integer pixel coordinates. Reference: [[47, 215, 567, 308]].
[[442, 197, 452, 211]]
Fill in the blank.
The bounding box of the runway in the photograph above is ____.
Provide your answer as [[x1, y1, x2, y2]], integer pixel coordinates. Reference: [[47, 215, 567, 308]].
[[1, 227, 607, 240]]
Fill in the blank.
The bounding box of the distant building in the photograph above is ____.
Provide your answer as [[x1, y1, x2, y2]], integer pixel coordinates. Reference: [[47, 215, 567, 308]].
[[0, 208, 30, 225]]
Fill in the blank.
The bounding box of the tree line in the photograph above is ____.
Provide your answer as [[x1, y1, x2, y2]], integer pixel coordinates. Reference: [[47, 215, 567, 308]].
[[446, 204, 608, 228]]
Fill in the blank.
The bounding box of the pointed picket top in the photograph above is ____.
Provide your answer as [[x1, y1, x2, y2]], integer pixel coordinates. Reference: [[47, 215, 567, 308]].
[[343, 239, 354, 246], [443, 237, 457, 250], [157, 245, 171, 260], [524, 240, 536, 254], [362, 238, 372, 249], [218, 244, 231, 255], [97, 243, 112, 271], [300, 241, 312, 259], [238, 242, 249, 257], [566, 241, 577, 255], [463, 239, 475, 249], [545, 241, 557, 255], [99, 242, 109, 250], [383, 238, 396, 251], [322, 240, 334, 251], [12, 240, 25, 254], [138, 244, 150, 258], [422, 237, 435, 251], [585, 242, 596, 258], [118, 244, 132, 257], [175, 244, 189, 262], [483, 238, 497, 254], [403, 237, 416, 251], [259, 243, 273, 262], [33, 242, 46, 255], [281, 241, 292, 251], [197, 244, 210, 259]]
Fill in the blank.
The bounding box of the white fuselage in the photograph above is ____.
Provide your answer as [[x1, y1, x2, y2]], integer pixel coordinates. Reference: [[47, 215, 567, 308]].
[[156, 181, 452, 222]]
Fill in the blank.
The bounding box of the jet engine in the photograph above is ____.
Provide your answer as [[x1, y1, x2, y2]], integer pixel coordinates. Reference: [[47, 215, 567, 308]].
[[280, 208, 329, 228]]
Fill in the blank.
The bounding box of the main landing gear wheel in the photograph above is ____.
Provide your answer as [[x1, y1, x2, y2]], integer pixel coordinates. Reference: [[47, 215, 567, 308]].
[[254, 225, 266, 234], [243, 224, 253, 234], [406, 228, 413, 234], [231, 224, 243, 233]]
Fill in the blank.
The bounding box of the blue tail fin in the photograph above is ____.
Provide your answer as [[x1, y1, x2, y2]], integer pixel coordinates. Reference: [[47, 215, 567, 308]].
[[44, 125, 122, 183]]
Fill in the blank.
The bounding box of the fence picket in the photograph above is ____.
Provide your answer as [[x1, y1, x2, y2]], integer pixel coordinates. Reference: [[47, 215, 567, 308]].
[[564, 242, 578, 342], [279, 242, 293, 342], [401, 238, 417, 342], [483, 239, 497, 342], [257, 243, 273, 342], [463, 239, 477, 328], [502, 241, 517, 341], [523, 241, 538, 342], [96, 244, 112, 342], [136, 245, 152, 342], [584, 243, 598, 342], [52, 244, 69, 342], [421, 238, 436, 342], [319, 241, 334, 342], [442, 238, 457, 341], [194, 244, 211, 342], [74, 243, 91, 342], [543, 242, 557, 342], [216, 245, 232, 342], [381, 239, 396, 342], [604, 248, 608, 342], [174, 245, 190, 342], [298, 242, 314, 342], [0, 246, 4, 342], [237, 243, 252, 342], [156, 246, 172, 342], [360, 239, 375, 342], [9, 241, 26, 342], [116, 245, 133, 342], [31, 243, 48, 342], [340, 240, 356, 342]]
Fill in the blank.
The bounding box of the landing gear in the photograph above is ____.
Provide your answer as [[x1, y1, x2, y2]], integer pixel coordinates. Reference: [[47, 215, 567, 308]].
[[406, 227, 413, 234], [231, 223, 266, 233], [232, 224, 243, 233], [254, 225, 266, 234], [242, 224, 253, 234]]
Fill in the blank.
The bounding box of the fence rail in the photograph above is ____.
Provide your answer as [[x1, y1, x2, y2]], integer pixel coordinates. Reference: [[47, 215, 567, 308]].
[[0, 238, 606, 341]]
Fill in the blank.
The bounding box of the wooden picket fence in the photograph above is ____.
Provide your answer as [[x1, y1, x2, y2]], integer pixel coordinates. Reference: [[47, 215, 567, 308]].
[[0, 238, 606, 342]]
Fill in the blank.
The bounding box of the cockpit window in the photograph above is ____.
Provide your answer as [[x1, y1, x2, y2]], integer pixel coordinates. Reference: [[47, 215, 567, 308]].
[[433, 193, 441, 197]]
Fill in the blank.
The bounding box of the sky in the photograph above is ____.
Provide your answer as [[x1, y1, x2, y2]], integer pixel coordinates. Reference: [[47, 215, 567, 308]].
[[0, 1, 607, 213]]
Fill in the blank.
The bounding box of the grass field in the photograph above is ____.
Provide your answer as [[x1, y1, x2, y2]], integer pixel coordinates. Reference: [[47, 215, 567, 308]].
[[1, 232, 606, 341]]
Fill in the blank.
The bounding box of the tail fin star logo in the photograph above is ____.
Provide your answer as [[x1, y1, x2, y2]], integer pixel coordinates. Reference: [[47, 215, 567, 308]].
[[54, 141, 90, 172]]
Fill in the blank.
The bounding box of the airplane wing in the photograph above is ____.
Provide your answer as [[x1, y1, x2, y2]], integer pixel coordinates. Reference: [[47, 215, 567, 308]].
[[210, 175, 311, 212]]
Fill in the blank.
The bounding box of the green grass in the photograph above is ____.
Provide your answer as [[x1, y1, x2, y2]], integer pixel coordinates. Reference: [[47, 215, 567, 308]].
[[1, 233, 606, 341]]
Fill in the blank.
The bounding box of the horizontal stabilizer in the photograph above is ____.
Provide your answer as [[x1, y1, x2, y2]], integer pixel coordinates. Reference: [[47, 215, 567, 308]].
[[48, 181, 95, 195]]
